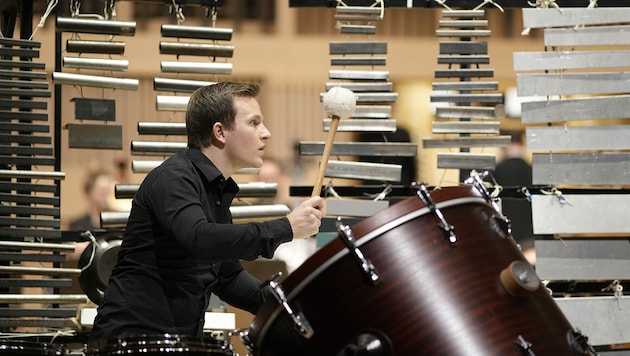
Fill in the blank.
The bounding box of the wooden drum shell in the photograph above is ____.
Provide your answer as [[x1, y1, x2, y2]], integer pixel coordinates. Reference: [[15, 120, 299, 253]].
[[247, 186, 585, 355]]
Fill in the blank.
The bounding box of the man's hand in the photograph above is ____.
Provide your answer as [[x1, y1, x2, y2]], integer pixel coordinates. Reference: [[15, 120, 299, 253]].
[[287, 196, 323, 239]]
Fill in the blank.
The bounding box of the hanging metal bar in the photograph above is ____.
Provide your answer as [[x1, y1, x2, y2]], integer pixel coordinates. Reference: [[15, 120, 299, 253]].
[[329, 69, 389, 80], [52, 72, 139, 90], [330, 42, 387, 55], [160, 61, 232, 74], [325, 82, 392, 92], [159, 42, 234, 57], [340, 24, 376, 35], [321, 92, 397, 103], [0, 59, 44, 70], [331, 57, 386, 66], [137, 122, 186, 135], [437, 54, 490, 64], [350, 105, 391, 119], [56, 17, 136, 36], [422, 136, 511, 148], [325, 160, 401, 182], [435, 106, 496, 119], [156, 95, 189, 111], [66, 40, 125, 55], [432, 121, 500, 134], [437, 152, 496, 170], [161, 24, 232, 40], [324, 118, 397, 132], [517, 72, 630, 97], [544, 25, 630, 47], [299, 142, 417, 156], [131, 141, 187, 155], [63, 57, 129, 72], [522, 7, 630, 29], [514, 50, 630, 71], [432, 81, 498, 91], [154, 77, 215, 93], [521, 95, 630, 124]]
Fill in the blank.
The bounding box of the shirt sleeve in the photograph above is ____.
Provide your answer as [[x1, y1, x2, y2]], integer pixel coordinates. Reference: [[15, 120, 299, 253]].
[[147, 165, 294, 262], [212, 260, 272, 315]]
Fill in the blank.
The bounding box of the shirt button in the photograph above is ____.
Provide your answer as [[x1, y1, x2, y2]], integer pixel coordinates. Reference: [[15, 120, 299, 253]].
[[215, 200, 221, 205]]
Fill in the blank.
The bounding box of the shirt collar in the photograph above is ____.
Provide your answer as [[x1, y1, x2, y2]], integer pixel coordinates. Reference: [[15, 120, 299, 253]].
[[186, 148, 239, 194]]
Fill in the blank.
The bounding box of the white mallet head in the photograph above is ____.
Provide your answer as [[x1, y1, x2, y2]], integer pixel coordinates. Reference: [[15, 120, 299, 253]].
[[322, 86, 356, 119]]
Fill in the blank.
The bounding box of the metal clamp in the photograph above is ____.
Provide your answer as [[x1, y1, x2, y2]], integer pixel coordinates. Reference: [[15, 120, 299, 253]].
[[416, 184, 456, 245], [465, 171, 512, 237], [263, 272, 314, 339], [337, 218, 381, 285]]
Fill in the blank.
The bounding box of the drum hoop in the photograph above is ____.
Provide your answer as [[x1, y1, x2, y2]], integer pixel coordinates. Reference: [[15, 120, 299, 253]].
[[256, 195, 487, 349]]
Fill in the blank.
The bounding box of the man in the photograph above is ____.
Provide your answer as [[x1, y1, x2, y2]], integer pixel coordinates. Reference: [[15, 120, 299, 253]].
[[89, 82, 323, 341]]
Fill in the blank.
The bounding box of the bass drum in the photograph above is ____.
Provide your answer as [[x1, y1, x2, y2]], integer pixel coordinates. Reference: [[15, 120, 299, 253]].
[[245, 186, 595, 355], [0, 340, 67, 355], [86, 334, 236, 356]]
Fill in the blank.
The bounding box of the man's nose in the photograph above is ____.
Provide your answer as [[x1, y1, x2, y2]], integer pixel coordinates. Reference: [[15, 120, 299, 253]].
[[261, 124, 271, 139]]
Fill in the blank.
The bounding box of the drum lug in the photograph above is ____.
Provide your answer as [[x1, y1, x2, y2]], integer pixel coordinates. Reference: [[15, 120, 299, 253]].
[[567, 329, 598, 355], [337, 218, 381, 285], [513, 335, 536, 355], [231, 328, 254, 354], [492, 214, 513, 238], [416, 184, 457, 245], [465, 171, 513, 236], [263, 272, 315, 339]]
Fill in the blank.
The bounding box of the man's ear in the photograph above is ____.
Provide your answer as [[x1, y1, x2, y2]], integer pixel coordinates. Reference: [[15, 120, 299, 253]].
[[213, 122, 226, 144]]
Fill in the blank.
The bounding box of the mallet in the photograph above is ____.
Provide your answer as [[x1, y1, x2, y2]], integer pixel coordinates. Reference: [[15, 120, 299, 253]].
[[312, 86, 357, 197]]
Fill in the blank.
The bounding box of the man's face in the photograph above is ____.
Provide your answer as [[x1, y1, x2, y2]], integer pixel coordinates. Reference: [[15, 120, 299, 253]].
[[224, 96, 270, 169]]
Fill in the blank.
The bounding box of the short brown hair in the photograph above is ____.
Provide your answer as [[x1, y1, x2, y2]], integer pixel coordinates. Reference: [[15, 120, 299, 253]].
[[186, 82, 260, 148]]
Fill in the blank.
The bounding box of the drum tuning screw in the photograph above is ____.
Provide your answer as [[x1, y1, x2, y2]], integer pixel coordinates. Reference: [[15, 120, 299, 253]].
[[513, 335, 536, 355], [518, 270, 529, 283]]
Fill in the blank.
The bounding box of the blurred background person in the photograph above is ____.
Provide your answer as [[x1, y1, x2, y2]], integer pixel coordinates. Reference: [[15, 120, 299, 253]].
[[491, 130, 535, 265], [68, 169, 117, 232]]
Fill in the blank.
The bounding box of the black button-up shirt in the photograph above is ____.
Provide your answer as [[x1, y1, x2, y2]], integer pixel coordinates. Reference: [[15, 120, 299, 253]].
[[90, 149, 293, 340]]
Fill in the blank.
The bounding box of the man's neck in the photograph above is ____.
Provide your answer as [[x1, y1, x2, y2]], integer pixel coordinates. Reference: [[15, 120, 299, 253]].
[[200, 145, 233, 178]]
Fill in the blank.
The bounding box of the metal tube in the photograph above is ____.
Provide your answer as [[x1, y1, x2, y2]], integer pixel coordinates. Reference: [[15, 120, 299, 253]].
[[0, 169, 65, 180], [52, 72, 139, 90], [0, 240, 74, 251], [131, 141, 187, 155], [0, 294, 88, 304], [101, 211, 131, 228], [160, 61, 232, 75], [153, 77, 215, 93], [156, 95, 189, 111], [115, 184, 140, 199], [231, 204, 290, 219], [132, 160, 162, 173], [137, 122, 186, 135], [56, 17, 136, 36], [66, 40, 125, 55], [63, 56, 128, 72], [160, 42, 234, 57], [161, 24, 232, 40], [102, 204, 289, 228]]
